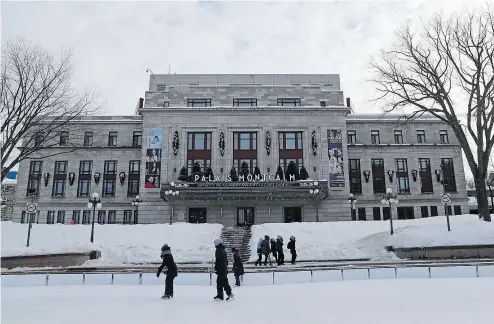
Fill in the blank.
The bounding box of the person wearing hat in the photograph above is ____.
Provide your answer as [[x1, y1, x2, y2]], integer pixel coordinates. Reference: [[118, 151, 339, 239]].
[[287, 236, 297, 264], [156, 244, 178, 299], [214, 238, 234, 301], [276, 235, 285, 265], [232, 247, 244, 287]]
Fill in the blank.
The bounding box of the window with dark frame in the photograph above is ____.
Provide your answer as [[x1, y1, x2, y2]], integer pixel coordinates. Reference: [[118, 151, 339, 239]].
[[233, 98, 257, 107], [128, 160, 140, 196], [84, 132, 93, 146], [108, 131, 118, 146], [35, 132, 44, 147], [27, 161, 43, 197], [187, 132, 212, 175], [418, 158, 433, 193], [82, 210, 91, 224], [279, 132, 303, 171], [454, 205, 462, 215], [430, 206, 439, 216], [395, 158, 410, 194], [394, 130, 403, 144], [187, 98, 212, 107], [59, 131, 69, 146], [123, 210, 132, 224], [132, 131, 142, 147], [358, 208, 366, 221], [97, 210, 106, 224], [383, 207, 390, 220], [347, 130, 356, 144], [78, 161, 92, 197], [277, 98, 301, 107], [233, 132, 258, 174], [72, 211, 80, 224], [103, 161, 117, 197], [421, 206, 429, 218], [47, 211, 55, 224], [52, 161, 68, 197], [439, 130, 449, 144], [417, 130, 426, 143], [371, 159, 386, 194], [441, 158, 457, 192], [56, 211, 65, 224], [108, 210, 116, 224], [371, 130, 380, 144], [373, 207, 381, 221], [349, 159, 362, 194]]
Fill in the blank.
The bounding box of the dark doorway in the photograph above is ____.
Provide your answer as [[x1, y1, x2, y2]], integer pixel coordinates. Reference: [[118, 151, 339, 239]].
[[373, 207, 381, 221], [397, 207, 415, 220], [430, 206, 438, 216], [284, 207, 302, 223], [358, 208, 366, 221], [421, 206, 429, 218], [189, 208, 207, 223], [383, 207, 390, 220], [237, 207, 255, 226], [454, 205, 462, 215]]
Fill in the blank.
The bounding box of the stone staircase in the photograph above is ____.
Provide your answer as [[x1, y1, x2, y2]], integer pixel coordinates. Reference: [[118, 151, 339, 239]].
[[220, 226, 252, 262]]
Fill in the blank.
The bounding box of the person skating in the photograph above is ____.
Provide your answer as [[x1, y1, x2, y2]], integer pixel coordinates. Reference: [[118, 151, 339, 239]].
[[276, 235, 285, 265], [270, 238, 278, 264], [262, 235, 271, 266], [255, 237, 263, 266], [213, 238, 234, 301], [156, 244, 178, 299], [287, 236, 297, 264], [232, 247, 244, 287]]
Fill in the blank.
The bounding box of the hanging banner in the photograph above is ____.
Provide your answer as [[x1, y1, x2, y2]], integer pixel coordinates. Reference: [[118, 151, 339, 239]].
[[145, 129, 163, 188], [327, 129, 345, 187]]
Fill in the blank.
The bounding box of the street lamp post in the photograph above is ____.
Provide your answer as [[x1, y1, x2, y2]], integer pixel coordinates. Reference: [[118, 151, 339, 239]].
[[165, 182, 179, 225], [87, 192, 102, 243], [309, 181, 320, 222], [131, 195, 143, 224], [347, 193, 357, 221], [381, 188, 399, 235]]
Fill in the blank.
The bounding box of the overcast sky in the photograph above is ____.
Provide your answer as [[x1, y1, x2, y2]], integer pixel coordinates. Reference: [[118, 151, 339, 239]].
[[2, 0, 477, 116]]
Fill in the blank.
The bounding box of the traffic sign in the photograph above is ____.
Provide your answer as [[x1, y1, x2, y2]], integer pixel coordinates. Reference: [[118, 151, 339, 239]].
[[26, 203, 37, 213], [440, 194, 451, 203]]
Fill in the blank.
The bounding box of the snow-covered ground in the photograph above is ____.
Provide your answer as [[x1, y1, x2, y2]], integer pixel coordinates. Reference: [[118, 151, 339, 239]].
[[250, 214, 494, 261], [2, 278, 493, 324], [1, 222, 222, 263]]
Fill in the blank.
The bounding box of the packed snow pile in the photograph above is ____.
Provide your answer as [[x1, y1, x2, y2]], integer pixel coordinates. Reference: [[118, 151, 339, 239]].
[[1, 222, 222, 263], [250, 214, 494, 261]]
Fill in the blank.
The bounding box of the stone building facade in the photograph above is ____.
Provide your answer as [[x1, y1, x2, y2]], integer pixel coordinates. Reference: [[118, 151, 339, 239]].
[[11, 74, 468, 226], [1, 183, 17, 221]]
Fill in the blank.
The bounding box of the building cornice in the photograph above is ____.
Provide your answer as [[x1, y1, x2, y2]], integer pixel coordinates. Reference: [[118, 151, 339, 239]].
[[139, 106, 351, 113]]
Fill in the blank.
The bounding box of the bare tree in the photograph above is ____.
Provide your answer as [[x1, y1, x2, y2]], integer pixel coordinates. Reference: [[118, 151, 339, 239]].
[[370, 5, 494, 221], [1, 38, 103, 181]]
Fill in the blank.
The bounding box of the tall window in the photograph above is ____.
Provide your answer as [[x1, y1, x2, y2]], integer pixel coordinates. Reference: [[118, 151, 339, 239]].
[[84, 132, 93, 146], [97, 210, 106, 224], [277, 98, 301, 107], [47, 211, 55, 224], [279, 132, 303, 171], [233, 98, 257, 107], [371, 130, 380, 144], [233, 132, 257, 173], [187, 98, 211, 107], [439, 130, 449, 144], [373, 207, 381, 221], [418, 158, 433, 193], [441, 158, 457, 192], [35, 131, 44, 147], [128, 160, 140, 196], [417, 130, 426, 143], [108, 210, 116, 224], [394, 130, 403, 144], [123, 210, 132, 224], [78, 161, 92, 197], [72, 211, 80, 224], [57, 211, 65, 224], [59, 131, 69, 146], [103, 161, 117, 197], [108, 131, 118, 146], [349, 159, 362, 194], [132, 131, 142, 147], [27, 161, 43, 197], [347, 130, 356, 144], [82, 210, 91, 224], [52, 161, 68, 197], [187, 132, 212, 174], [371, 159, 385, 194], [395, 158, 410, 194]]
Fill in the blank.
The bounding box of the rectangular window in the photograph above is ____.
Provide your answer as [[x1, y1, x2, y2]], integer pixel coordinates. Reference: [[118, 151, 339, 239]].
[[358, 208, 366, 221], [430, 206, 439, 217], [132, 131, 142, 147], [421, 206, 429, 218], [371, 159, 386, 194], [27, 161, 43, 197], [82, 210, 91, 224], [187, 132, 212, 175], [187, 132, 211, 151], [279, 132, 303, 150], [129, 161, 140, 174], [72, 211, 80, 224], [78, 160, 92, 197], [417, 130, 426, 144], [35, 132, 44, 147], [233, 132, 257, 151], [52, 161, 68, 197], [123, 210, 132, 224], [84, 132, 93, 146], [278, 132, 303, 172], [102, 179, 115, 197], [373, 207, 381, 221], [418, 158, 433, 193], [349, 159, 362, 194], [104, 161, 117, 174], [394, 130, 403, 144], [59, 131, 69, 146], [108, 131, 118, 146], [277, 98, 301, 107], [383, 207, 390, 220], [128, 160, 140, 196], [97, 210, 106, 224], [347, 130, 356, 144], [187, 98, 211, 107], [441, 158, 457, 192], [371, 130, 380, 144], [56, 211, 65, 224], [233, 98, 257, 107], [47, 211, 55, 224], [233, 132, 258, 174], [395, 158, 410, 194], [77, 180, 91, 197], [454, 205, 462, 215], [439, 130, 449, 144], [108, 210, 116, 224]]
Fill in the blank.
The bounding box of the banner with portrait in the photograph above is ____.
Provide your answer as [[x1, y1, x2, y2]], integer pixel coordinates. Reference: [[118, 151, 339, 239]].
[[327, 129, 345, 187], [145, 129, 163, 188]]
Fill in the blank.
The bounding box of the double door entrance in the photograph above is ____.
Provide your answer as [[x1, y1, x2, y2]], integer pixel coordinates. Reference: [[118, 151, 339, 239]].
[[237, 207, 254, 226]]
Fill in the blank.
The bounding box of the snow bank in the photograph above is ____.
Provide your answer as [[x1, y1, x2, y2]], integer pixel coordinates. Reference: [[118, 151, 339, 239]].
[[251, 214, 494, 261], [1, 222, 222, 263]]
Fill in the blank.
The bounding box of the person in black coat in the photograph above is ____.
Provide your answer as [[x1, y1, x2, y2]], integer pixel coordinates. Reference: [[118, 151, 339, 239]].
[[270, 238, 278, 264], [287, 236, 297, 264], [232, 247, 245, 287], [276, 235, 285, 265], [156, 244, 178, 299], [214, 238, 234, 301]]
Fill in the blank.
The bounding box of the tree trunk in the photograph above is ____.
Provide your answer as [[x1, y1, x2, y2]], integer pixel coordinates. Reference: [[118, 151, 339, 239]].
[[476, 176, 491, 221]]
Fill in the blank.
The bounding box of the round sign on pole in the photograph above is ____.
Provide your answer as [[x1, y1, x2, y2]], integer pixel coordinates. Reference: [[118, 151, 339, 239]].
[[26, 203, 37, 213], [440, 194, 451, 203]]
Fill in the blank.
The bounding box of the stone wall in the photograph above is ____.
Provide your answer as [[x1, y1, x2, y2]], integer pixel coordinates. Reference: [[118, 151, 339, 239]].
[[1, 183, 17, 221]]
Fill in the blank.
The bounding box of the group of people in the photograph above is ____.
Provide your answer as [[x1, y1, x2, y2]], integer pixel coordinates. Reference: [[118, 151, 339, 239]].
[[255, 235, 297, 266]]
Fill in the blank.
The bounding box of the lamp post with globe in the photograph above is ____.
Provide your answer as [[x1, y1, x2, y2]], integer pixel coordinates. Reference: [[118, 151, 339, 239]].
[[347, 193, 357, 221], [309, 181, 320, 222], [131, 195, 143, 224], [164, 182, 180, 225], [381, 188, 399, 235], [87, 192, 102, 243]]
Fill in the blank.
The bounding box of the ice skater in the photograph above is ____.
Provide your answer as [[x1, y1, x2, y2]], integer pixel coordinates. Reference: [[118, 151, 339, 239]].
[[255, 237, 263, 266], [276, 235, 285, 265], [156, 244, 178, 299], [287, 236, 297, 264], [270, 238, 278, 264], [214, 238, 234, 301], [232, 247, 244, 287]]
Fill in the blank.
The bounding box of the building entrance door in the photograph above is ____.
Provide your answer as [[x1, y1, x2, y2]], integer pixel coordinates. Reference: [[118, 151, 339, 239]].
[[237, 207, 254, 226], [284, 207, 302, 223], [189, 208, 207, 223]]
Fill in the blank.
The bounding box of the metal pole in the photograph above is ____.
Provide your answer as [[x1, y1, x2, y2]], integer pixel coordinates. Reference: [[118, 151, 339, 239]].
[[90, 204, 96, 243], [389, 200, 394, 235], [316, 204, 319, 222], [26, 215, 33, 247], [441, 167, 451, 232], [169, 199, 174, 225]]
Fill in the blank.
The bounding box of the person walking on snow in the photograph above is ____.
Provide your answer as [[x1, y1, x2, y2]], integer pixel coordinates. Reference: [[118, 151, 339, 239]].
[[287, 236, 297, 264], [214, 238, 234, 301], [270, 238, 278, 264], [262, 235, 271, 266], [232, 247, 244, 287], [156, 244, 178, 299], [255, 237, 263, 266], [276, 235, 285, 265]]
